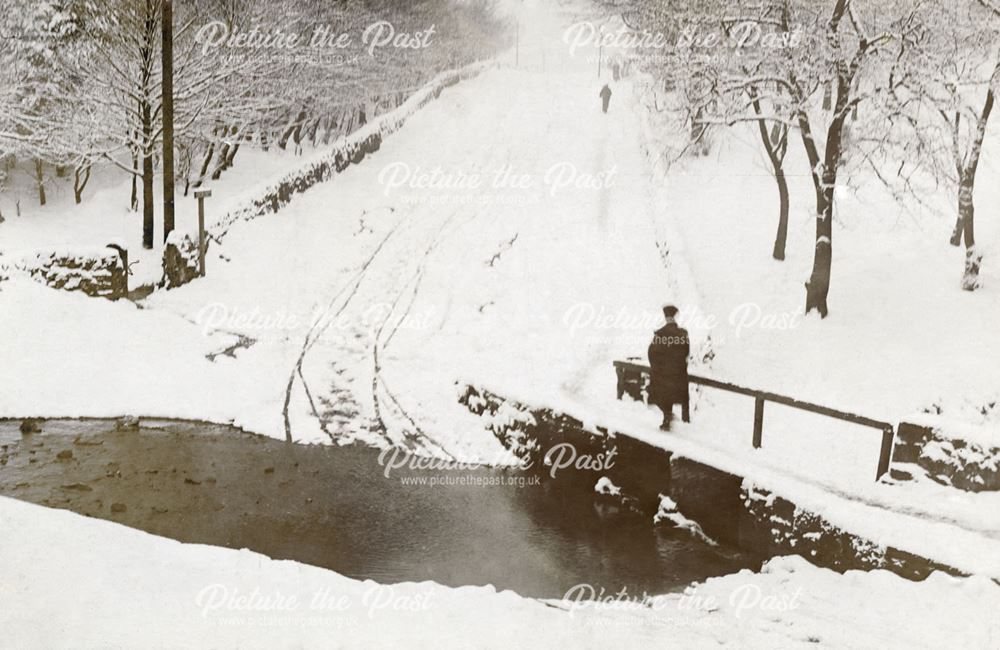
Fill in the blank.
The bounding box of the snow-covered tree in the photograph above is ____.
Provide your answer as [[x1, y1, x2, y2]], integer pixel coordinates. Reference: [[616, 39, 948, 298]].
[[607, 0, 922, 317], [889, 1, 1000, 290], [1, 0, 506, 233], [0, 0, 89, 205]]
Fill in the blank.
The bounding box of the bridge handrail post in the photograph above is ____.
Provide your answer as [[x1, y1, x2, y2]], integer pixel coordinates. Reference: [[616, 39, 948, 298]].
[[876, 426, 895, 481], [752, 396, 765, 449]]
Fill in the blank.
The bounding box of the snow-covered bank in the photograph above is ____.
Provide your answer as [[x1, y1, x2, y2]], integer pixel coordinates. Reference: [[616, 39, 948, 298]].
[[1, 496, 996, 649], [0, 60, 490, 289], [0, 278, 288, 434]]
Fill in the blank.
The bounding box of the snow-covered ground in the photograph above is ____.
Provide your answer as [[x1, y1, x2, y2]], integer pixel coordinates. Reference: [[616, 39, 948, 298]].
[[1, 0, 999, 645], [2, 496, 997, 650], [0, 0, 996, 572], [0, 147, 313, 287]]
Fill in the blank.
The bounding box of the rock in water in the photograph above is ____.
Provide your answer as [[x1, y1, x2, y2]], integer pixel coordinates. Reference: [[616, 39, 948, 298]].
[[654, 495, 719, 546], [115, 416, 140, 430], [20, 419, 42, 435], [594, 476, 622, 496]]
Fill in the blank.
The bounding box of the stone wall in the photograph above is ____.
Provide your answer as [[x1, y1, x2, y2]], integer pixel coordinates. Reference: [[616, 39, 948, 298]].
[[208, 61, 491, 244], [162, 232, 203, 290], [22, 248, 127, 300], [891, 420, 1000, 491], [159, 61, 489, 292], [459, 384, 963, 581]]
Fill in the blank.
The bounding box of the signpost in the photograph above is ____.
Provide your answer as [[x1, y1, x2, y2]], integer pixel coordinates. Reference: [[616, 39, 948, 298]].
[[194, 189, 212, 277]]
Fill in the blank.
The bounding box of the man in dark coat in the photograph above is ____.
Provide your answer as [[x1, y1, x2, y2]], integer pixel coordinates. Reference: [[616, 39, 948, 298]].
[[647, 305, 690, 430], [599, 84, 612, 113]]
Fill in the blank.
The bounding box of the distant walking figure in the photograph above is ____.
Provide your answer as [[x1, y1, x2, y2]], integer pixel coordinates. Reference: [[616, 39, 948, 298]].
[[647, 305, 690, 431], [599, 84, 612, 113]]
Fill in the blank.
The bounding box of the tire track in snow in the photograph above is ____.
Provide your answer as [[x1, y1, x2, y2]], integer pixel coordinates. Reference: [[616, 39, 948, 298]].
[[289, 205, 473, 453], [369, 210, 480, 459], [286, 71, 527, 451], [283, 219, 405, 443]]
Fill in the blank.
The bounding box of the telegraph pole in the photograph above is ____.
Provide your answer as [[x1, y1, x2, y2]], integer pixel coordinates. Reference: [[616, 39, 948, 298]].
[[162, 0, 175, 241]]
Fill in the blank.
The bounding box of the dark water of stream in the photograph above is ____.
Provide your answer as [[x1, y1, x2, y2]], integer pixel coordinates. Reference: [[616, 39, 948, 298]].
[[0, 419, 758, 599]]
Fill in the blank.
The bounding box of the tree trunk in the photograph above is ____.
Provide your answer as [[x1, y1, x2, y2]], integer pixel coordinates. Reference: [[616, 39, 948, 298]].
[[307, 117, 321, 146], [130, 173, 138, 212], [193, 141, 215, 189], [34, 159, 46, 206], [225, 142, 240, 167], [805, 188, 834, 317], [278, 110, 306, 150], [161, 0, 175, 243], [773, 169, 790, 261], [804, 68, 853, 317], [321, 115, 334, 145], [73, 164, 91, 204], [141, 101, 154, 250], [750, 92, 790, 261], [211, 143, 230, 180], [958, 89, 993, 291], [949, 217, 963, 246], [959, 180, 980, 291], [139, 0, 156, 249]]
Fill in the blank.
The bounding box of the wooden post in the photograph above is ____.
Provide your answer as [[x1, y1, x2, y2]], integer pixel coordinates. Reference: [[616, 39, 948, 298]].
[[752, 396, 764, 448], [194, 189, 211, 277], [876, 426, 895, 481]]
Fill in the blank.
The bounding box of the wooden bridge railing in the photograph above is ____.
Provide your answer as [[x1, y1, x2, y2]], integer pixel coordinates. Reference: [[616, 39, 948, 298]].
[[613, 359, 895, 481]]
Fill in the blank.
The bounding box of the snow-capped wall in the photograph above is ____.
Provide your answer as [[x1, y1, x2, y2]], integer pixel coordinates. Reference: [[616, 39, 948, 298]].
[[206, 60, 492, 246], [19, 248, 127, 300], [892, 419, 1000, 491], [162, 232, 204, 289], [739, 482, 957, 580]]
